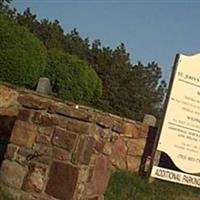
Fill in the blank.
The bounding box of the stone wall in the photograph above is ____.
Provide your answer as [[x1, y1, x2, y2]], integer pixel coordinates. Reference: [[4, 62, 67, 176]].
[[0, 84, 152, 200]]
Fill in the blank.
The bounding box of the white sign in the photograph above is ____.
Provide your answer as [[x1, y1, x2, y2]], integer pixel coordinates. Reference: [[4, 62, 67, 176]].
[[151, 166, 200, 188], [151, 53, 200, 185]]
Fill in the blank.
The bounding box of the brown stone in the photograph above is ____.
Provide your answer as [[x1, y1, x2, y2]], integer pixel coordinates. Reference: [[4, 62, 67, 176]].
[[18, 94, 52, 110], [36, 156, 52, 165], [123, 122, 139, 138], [127, 139, 146, 156], [74, 183, 86, 200], [88, 197, 99, 200], [52, 147, 69, 161], [139, 124, 149, 138], [5, 144, 19, 160], [36, 134, 51, 145], [103, 143, 112, 156], [21, 193, 57, 200], [0, 85, 19, 116], [10, 120, 37, 148], [45, 162, 78, 200], [55, 104, 93, 122], [95, 114, 113, 128], [95, 126, 111, 139], [73, 167, 90, 199], [110, 137, 127, 169], [18, 108, 33, 121], [15, 154, 28, 166], [67, 120, 90, 134], [33, 144, 52, 157], [23, 163, 46, 193], [112, 120, 125, 133], [18, 147, 34, 158], [126, 156, 141, 172], [94, 141, 105, 153], [18, 147, 49, 165], [78, 167, 90, 184], [32, 111, 53, 126], [52, 127, 77, 151], [88, 196, 104, 200], [0, 160, 27, 189], [52, 114, 68, 128], [72, 136, 95, 165], [38, 126, 54, 137], [87, 156, 111, 197]]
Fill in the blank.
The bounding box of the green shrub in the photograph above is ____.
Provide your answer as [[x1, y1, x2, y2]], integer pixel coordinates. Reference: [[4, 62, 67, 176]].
[[0, 13, 47, 88], [44, 49, 102, 103], [105, 171, 200, 200]]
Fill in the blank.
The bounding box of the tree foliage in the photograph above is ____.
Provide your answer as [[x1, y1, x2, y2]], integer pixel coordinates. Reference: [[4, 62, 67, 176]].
[[16, 8, 65, 50], [0, 6, 167, 121], [44, 49, 102, 103], [0, 0, 12, 8], [0, 13, 47, 88]]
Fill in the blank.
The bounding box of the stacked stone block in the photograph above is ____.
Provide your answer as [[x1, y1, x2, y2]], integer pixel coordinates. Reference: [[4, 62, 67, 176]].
[[0, 84, 150, 200]]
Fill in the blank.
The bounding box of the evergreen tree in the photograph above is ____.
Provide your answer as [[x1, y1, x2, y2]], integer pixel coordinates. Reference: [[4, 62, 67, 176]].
[[2, 6, 167, 121]]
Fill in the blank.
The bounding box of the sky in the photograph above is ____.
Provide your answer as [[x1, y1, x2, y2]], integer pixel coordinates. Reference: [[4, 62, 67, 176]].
[[11, 0, 200, 83]]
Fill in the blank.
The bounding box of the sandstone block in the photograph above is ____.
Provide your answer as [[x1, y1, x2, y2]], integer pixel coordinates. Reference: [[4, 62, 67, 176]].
[[88, 196, 104, 200], [32, 156, 52, 165], [139, 124, 149, 138], [0, 85, 19, 116], [32, 112, 53, 126], [36, 134, 51, 145], [18, 94, 52, 110], [95, 114, 113, 128], [126, 156, 141, 172], [52, 147, 69, 161], [103, 143, 112, 156], [112, 120, 125, 133], [87, 156, 111, 197], [5, 144, 19, 160], [33, 144, 52, 157], [45, 162, 78, 200], [110, 137, 127, 169], [127, 139, 146, 156], [18, 108, 33, 121], [123, 122, 139, 138], [52, 127, 77, 151], [52, 114, 69, 128], [0, 160, 27, 189], [10, 120, 37, 148], [38, 126, 54, 137], [23, 163, 47, 193], [67, 120, 90, 134], [72, 136, 95, 165], [55, 104, 93, 122], [94, 141, 105, 153]]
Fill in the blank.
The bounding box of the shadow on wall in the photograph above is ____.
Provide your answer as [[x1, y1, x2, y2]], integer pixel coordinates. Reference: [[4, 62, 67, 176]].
[[0, 115, 16, 166]]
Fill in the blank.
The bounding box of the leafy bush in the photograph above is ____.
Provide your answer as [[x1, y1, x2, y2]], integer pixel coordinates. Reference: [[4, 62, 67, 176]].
[[44, 49, 102, 103], [0, 13, 47, 88], [105, 171, 200, 200]]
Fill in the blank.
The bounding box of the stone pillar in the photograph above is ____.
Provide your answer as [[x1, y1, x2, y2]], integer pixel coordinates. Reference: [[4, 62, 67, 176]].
[[143, 114, 157, 127], [36, 77, 52, 95]]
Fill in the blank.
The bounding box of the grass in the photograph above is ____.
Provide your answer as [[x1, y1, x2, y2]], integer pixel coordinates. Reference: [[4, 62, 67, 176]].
[[0, 187, 13, 200], [104, 171, 200, 200]]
